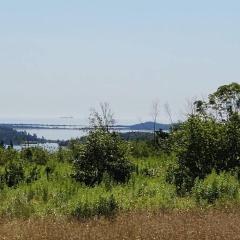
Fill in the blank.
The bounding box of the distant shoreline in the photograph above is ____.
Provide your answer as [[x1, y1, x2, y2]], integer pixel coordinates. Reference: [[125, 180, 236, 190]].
[[0, 121, 171, 131]]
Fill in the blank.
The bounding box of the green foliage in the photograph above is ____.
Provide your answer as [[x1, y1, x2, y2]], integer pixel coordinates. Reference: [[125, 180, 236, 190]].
[[73, 129, 134, 186], [155, 130, 171, 153], [130, 141, 155, 158], [20, 148, 33, 161], [0, 151, 189, 218], [169, 109, 240, 194], [0, 148, 19, 165], [0, 135, 187, 219], [21, 147, 48, 165], [1, 193, 35, 218], [4, 161, 25, 187], [72, 195, 118, 219], [130, 132, 170, 158], [166, 166, 193, 196], [192, 171, 239, 203], [193, 82, 240, 121], [209, 82, 240, 119], [25, 165, 40, 183]]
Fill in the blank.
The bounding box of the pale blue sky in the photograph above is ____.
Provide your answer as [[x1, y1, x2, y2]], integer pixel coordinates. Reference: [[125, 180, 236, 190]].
[[0, 0, 239, 123]]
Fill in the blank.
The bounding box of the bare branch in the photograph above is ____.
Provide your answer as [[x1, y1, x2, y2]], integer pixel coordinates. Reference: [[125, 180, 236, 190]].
[[164, 102, 173, 125], [89, 102, 115, 131], [151, 100, 161, 127], [150, 99, 161, 145]]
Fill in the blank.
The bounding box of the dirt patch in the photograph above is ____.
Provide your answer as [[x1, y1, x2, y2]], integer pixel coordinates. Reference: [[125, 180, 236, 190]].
[[1, 209, 240, 239]]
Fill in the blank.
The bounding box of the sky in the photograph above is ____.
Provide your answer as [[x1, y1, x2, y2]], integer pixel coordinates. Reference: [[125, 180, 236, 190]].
[[0, 0, 239, 124]]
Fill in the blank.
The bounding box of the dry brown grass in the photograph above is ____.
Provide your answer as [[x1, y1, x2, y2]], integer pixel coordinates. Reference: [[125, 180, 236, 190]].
[[1, 209, 240, 240]]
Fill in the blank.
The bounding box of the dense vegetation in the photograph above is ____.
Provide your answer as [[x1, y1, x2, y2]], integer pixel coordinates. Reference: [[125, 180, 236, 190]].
[[0, 125, 44, 145], [0, 83, 239, 220]]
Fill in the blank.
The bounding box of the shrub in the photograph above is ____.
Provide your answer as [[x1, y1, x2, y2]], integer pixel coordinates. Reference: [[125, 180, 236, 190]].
[[21, 148, 33, 161], [170, 114, 240, 194], [130, 141, 154, 158], [192, 171, 239, 203], [73, 129, 133, 186], [21, 147, 48, 165], [97, 195, 118, 216], [72, 195, 118, 219], [2, 194, 34, 218], [0, 148, 19, 165], [25, 166, 40, 183], [169, 83, 240, 194], [166, 166, 193, 196], [72, 202, 94, 219], [4, 161, 25, 187]]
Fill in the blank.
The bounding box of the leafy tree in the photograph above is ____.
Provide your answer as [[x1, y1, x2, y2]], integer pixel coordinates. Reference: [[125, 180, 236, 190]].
[[169, 83, 240, 194], [194, 82, 240, 121], [73, 105, 133, 186], [169, 116, 224, 193], [73, 129, 133, 186], [209, 82, 240, 118]]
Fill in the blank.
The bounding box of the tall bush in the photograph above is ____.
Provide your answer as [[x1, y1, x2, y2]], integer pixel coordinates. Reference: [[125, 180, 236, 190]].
[[168, 83, 240, 194], [73, 129, 133, 186], [4, 161, 25, 187]]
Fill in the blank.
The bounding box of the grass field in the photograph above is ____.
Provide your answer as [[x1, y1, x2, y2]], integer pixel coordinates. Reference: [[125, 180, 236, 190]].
[[1, 145, 240, 239], [1, 208, 240, 240], [0, 152, 240, 218]]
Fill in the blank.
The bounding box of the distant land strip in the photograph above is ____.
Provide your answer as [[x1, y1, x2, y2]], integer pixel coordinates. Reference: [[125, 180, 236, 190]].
[[0, 122, 171, 131]]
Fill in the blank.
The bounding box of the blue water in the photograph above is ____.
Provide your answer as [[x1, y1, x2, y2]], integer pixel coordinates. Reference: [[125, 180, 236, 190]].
[[0, 117, 134, 141], [0, 117, 145, 142], [19, 128, 87, 141], [0, 117, 88, 141]]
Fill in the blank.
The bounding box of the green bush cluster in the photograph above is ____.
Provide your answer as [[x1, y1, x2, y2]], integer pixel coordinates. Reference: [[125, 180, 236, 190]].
[[73, 129, 134, 186], [21, 147, 48, 165], [4, 161, 25, 187], [166, 83, 240, 194], [72, 194, 118, 219], [130, 141, 155, 158], [192, 171, 239, 203], [169, 111, 240, 194]]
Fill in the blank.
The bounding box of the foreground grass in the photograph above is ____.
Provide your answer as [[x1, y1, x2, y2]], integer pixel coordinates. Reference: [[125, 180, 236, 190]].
[[1, 208, 240, 240]]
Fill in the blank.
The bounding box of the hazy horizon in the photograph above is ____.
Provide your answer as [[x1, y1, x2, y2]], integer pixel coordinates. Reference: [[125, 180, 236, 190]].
[[0, 1, 239, 123]]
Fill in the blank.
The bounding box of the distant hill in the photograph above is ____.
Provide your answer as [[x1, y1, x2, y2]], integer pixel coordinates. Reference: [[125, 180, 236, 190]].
[[119, 131, 154, 141], [129, 122, 170, 131], [117, 122, 170, 131]]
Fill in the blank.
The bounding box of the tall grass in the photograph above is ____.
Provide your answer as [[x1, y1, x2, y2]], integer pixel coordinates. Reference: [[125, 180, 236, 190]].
[[0, 154, 177, 218], [0, 153, 239, 219]]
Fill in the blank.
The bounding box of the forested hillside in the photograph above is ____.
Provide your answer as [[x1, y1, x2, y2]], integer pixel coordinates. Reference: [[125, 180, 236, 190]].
[[0, 125, 43, 145]]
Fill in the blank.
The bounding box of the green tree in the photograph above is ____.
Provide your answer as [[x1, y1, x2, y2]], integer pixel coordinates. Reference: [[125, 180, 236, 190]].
[[73, 129, 133, 186], [73, 105, 133, 186], [169, 83, 240, 194], [195, 82, 240, 121]]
